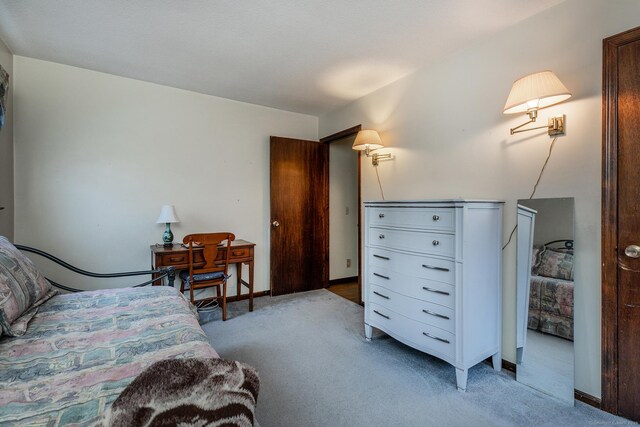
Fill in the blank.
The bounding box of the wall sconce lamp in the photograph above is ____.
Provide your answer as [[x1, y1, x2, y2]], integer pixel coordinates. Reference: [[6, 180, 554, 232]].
[[352, 130, 391, 166], [503, 70, 571, 136]]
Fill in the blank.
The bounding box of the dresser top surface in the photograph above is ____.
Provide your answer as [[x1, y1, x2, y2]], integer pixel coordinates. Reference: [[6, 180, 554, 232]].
[[364, 199, 504, 206]]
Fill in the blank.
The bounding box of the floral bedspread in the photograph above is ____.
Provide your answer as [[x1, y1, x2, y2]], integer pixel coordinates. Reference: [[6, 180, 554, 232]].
[[527, 275, 574, 340], [0, 286, 218, 426]]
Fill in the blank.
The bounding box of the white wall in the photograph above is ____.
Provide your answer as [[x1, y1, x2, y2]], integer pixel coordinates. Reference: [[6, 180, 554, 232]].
[[319, 0, 640, 398], [0, 38, 13, 240], [13, 56, 318, 293], [329, 135, 358, 280]]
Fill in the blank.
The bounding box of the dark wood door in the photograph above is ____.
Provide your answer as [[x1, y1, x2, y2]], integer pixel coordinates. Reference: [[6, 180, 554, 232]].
[[270, 136, 328, 296], [603, 26, 640, 421]]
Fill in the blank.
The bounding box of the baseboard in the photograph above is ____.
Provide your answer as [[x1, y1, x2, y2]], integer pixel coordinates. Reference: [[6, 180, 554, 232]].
[[226, 290, 270, 303], [328, 276, 358, 286], [574, 389, 601, 409], [502, 359, 517, 374]]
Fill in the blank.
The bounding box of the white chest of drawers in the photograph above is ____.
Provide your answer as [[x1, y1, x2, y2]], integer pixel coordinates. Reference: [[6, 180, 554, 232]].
[[363, 200, 504, 391]]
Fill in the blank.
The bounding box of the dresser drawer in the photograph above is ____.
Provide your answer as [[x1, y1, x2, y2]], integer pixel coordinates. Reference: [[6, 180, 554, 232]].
[[369, 227, 454, 258], [368, 248, 455, 285], [368, 266, 455, 308], [368, 302, 455, 361], [369, 284, 455, 333], [369, 207, 455, 232]]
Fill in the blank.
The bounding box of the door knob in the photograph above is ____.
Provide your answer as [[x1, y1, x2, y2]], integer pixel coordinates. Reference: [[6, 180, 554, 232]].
[[625, 245, 640, 258], [272, 221, 280, 227]]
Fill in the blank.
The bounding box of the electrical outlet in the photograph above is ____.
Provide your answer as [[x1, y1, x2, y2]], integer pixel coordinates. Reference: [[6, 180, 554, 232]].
[[346, 259, 351, 268], [345, 206, 350, 215]]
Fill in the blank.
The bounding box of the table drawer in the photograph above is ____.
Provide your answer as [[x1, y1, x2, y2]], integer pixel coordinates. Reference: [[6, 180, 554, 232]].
[[161, 253, 189, 266], [369, 284, 455, 333], [369, 207, 455, 232], [368, 248, 455, 285], [227, 248, 251, 259], [369, 227, 454, 258], [368, 302, 455, 361], [368, 266, 455, 308]]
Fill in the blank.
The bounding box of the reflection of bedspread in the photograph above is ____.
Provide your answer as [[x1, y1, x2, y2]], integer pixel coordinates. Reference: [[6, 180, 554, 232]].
[[0, 286, 218, 426], [528, 275, 574, 340]]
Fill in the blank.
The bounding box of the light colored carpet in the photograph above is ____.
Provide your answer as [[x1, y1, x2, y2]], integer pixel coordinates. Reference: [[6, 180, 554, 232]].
[[202, 290, 634, 427]]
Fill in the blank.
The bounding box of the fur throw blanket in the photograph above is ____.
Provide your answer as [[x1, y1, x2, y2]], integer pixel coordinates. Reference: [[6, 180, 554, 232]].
[[100, 358, 260, 427]]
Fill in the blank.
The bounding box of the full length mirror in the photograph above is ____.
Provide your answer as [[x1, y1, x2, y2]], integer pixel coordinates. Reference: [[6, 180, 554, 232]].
[[516, 198, 575, 404]]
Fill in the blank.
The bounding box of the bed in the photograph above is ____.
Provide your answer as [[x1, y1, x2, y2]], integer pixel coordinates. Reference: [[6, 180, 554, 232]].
[[0, 286, 218, 426], [527, 241, 574, 341], [0, 236, 260, 426]]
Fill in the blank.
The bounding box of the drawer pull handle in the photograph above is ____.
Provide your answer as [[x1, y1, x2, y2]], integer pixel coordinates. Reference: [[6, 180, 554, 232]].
[[373, 291, 389, 299], [422, 264, 450, 272], [422, 309, 450, 320], [423, 332, 450, 344], [432, 215, 440, 221], [169, 257, 183, 262], [422, 286, 450, 296], [432, 240, 440, 246], [373, 273, 390, 280], [232, 250, 243, 256], [379, 234, 385, 239], [373, 254, 390, 260], [373, 310, 390, 319], [379, 213, 385, 218]]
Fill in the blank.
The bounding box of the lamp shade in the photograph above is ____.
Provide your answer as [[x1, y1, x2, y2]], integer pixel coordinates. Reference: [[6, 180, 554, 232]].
[[156, 205, 180, 224], [352, 130, 384, 151], [503, 70, 571, 115]]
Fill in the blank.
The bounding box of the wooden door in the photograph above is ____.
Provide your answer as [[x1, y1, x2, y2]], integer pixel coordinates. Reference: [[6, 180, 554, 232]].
[[602, 26, 640, 421], [270, 136, 328, 296]]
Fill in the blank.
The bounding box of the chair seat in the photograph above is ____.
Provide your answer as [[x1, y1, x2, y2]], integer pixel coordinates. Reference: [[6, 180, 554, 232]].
[[179, 270, 229, 284]]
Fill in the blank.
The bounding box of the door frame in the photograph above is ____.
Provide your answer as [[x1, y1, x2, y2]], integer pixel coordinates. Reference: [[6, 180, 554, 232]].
[[601, 25, 640, 415], [320, 124, 362, 303]]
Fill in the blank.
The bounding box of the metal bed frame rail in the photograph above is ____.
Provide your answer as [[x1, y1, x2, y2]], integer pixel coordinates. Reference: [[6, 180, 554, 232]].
[[15, 245, 175, 292]]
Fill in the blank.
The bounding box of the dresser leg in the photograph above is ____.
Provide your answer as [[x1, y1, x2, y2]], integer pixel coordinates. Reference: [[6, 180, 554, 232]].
[[456, 368, 468, 391], [492, 351, 502, 372], [364, 324, 372, 341]]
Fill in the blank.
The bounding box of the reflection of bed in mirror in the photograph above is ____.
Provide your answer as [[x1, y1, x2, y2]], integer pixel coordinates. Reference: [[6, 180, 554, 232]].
[[516, 197, 575, 405], [528, 239, 574, 341]]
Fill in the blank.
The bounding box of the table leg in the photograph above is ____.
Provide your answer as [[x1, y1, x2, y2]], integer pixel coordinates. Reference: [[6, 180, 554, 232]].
[[237, 261, 242, 298], [249, 258, 254, 312]]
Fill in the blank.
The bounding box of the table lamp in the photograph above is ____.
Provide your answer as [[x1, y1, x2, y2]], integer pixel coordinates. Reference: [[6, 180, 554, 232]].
[[156, 205, 180, 247]]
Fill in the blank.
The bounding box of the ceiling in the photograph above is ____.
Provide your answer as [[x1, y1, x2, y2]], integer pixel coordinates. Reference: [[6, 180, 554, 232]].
[[0, 1, 565, 116]]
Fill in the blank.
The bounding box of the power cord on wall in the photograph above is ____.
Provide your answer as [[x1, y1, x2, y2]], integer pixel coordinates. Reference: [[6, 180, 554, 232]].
[[374, 165, 386, 200], [502, 135, 559, 250]]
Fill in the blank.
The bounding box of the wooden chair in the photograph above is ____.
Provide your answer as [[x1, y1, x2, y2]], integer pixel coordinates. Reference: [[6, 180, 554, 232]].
[[180, 232, 235, 321]]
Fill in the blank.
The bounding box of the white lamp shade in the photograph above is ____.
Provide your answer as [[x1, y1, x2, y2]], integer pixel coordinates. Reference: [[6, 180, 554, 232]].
[[156, 205, 180, 224], [352, 130, 384, 151], [503, 70, 571, 114]]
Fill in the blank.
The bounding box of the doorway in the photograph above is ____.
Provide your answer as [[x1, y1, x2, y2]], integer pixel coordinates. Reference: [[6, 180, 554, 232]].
[[321, 125, 362, 304], [602, 25, 640, 421], [269, 127, 362, 299]]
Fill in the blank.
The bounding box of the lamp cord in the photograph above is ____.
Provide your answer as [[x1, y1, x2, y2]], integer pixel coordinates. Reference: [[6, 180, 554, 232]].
[[502, 135, 558, 250], [374, 165, 385, 200]]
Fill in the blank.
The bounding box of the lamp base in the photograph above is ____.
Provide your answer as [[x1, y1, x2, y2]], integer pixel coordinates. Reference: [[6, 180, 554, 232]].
[[162, 223, 174, 247]]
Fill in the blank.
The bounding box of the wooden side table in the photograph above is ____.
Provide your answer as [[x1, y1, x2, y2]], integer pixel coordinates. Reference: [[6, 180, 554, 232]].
[[150, 239, 256, 311]]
